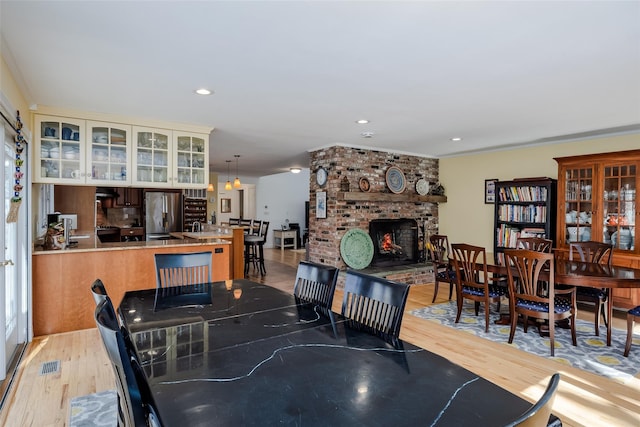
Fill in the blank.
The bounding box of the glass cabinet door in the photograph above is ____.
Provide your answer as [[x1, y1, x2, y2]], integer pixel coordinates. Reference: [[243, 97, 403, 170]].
[[35, 117, 85, 183], [87, 122, 131, 185], [132, 127, 171, 187], [174, 132, 208, 188], [563, 166, 594, 245], [603, 163, 636, 251]]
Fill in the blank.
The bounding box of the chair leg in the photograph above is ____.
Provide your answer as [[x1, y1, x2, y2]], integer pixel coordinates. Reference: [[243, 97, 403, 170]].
[[508, 310, 517, 344], [594, 300, 601, 336], [624, 314, 634, 357], [549, 319, 555, 357], [448, 282, 453, 300], [484, 302, 490, 333], [570, 314, 577, 347], [455, 297, 463, 324], [431, 280, 440, 303]]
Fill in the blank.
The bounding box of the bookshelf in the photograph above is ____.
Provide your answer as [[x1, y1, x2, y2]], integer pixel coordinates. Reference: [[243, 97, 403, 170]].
[[493, 178, 557, 264]]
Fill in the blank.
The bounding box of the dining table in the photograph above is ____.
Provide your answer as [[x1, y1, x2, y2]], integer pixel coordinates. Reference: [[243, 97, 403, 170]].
[[479, 256, 640, 346], [118, 279, 561, 426]]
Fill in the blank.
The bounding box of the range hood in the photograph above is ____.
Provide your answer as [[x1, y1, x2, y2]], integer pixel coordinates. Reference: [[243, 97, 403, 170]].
[[95, 187, 120, 198]]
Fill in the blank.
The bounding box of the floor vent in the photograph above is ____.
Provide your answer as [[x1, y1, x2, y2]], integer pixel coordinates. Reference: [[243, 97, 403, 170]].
[[39, 360, 60, 376]]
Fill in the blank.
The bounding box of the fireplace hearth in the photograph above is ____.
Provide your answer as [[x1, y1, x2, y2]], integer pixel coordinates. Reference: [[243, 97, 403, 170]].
[[369, 219, 419, 267]]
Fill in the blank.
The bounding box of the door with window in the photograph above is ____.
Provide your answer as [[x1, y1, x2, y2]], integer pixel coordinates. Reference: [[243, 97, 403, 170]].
[[1, 120, 29, 381]]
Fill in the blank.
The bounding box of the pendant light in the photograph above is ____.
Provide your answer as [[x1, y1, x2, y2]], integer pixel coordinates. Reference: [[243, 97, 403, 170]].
[[233, 154, 241, 188], [224, 160, 232, 191]]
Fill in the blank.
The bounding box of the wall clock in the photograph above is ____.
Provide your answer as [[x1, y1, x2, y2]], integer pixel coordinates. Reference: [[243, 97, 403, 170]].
[[316, 167, 327, 187]]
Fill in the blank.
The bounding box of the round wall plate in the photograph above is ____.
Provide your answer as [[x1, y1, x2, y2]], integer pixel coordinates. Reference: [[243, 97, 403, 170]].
[[358, 177, 371, 192], [340, 228, 374, 270], [416, 179, 429, 196], [385, 166, 406, 194]]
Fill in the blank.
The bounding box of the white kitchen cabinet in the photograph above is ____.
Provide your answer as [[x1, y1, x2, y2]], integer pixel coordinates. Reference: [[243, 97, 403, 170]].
[[34, 115, 86, 183], [131, 126, 172, 187], [87, 121, 132, 185], [174, 131, 208, 188]]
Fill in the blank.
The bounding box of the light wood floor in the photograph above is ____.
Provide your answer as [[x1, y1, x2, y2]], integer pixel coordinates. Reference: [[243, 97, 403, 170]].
[[1, 249, 639, 426]]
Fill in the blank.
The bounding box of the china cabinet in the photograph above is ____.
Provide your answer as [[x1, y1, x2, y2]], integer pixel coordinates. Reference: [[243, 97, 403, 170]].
[[34, 115, 86, 183], [174, 132, 208, 188], [493, 178, 557, 265], [555, 150, 640, 308]]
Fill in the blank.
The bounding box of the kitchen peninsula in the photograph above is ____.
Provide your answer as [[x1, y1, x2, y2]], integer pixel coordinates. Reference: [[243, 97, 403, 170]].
[[32, 227, 244, 336]]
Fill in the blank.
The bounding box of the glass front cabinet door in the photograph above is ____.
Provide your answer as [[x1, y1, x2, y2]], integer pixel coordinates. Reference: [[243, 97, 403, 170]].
[[173, 132, 208, 189], [556, 151, 639, 256], [87, 121, 132, 185], [34, 116, 86, 183], [132, 127, 171, 187]]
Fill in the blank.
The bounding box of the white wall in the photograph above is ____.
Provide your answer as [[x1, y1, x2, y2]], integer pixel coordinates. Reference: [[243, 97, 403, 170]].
[[256, 169, 310, 248]]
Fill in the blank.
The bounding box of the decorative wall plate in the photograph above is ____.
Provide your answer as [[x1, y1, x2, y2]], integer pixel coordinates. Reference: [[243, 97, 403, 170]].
[[385, 166, 406, 194], [415, 179, 429, 196], [358, 177, 371, 192], [340, 228, 374, 270]]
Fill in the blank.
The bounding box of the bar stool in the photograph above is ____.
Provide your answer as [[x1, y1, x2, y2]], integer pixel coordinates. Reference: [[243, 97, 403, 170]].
[[244, 221, 269, 276]]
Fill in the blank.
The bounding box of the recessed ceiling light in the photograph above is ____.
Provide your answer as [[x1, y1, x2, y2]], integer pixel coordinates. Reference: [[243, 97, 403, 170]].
[[195, 88, 212, 95], [356, 119, 369, 124], [290, 167, 302, 174], [451, 137, 462, 141]]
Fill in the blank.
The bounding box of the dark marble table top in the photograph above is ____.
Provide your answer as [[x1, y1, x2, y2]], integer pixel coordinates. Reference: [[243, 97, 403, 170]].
[[118, 280, 546, 427]]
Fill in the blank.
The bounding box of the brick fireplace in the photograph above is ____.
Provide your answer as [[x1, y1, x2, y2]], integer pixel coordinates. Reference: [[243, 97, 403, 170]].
[[306, 145, 442, 284], [369, 218, 419, 267]]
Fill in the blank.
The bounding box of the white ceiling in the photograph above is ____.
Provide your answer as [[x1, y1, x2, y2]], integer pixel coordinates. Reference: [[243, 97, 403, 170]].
[[2, 1, 639, 178]]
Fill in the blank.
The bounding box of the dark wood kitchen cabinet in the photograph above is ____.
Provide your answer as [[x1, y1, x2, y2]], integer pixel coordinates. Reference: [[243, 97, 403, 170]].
[[114, 187, 142, 207]]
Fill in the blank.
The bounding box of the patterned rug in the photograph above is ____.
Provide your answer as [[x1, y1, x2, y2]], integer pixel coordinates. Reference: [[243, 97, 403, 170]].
[[69, 390, 117, 427], [410, 301, 640, 383]]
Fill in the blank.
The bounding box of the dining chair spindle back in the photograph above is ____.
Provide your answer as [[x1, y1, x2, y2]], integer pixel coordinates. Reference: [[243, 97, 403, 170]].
[[154, 251, 212, 288], [451, 243, 507, 332], [504, 249, 577, 356], [516, 237, 553, 253], [293, 261, 339, 316], [504, 373, 561, 427], [428, 234, 456, 303], [341, 270, 409, 344]]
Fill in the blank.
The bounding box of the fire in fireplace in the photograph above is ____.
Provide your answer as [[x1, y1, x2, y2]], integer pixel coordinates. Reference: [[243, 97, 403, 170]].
[[369, 219, 419, 267]]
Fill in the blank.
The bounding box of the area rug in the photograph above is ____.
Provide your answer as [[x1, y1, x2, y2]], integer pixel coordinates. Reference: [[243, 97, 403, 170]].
[[410, 301, 640, 383], [69, 390, 117, 427]]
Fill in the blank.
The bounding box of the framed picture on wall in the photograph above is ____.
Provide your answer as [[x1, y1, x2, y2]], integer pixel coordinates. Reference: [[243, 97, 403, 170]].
[[221, 198, 231, 213], [485, 179, 498, 204], [316, 191, 327, 219]]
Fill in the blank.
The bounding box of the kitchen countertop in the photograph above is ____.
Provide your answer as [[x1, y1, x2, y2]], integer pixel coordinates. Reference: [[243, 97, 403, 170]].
[[33, 233, 230, 255]]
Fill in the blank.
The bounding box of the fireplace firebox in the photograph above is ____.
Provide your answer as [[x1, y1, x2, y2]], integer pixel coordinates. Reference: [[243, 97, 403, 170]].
[[369, 219, 419, 267]]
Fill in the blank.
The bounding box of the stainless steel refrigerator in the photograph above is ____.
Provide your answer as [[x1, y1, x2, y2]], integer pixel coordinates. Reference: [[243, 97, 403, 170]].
[[145, 192, 183, 240]]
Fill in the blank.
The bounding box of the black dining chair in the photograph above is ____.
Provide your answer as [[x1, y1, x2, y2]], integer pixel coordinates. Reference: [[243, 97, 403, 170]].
[[341, 270, 410, 344], [504, 373, 561, 427], [428, 234, 456, 303], [94, 299, 162, 427], [293, 261, 339, 316], [569, 241, 613, 336], [504, 249, 577, 357], [154, 251, 212, 288], [90, 278, 109, 306], [451, 243, 507, 333]]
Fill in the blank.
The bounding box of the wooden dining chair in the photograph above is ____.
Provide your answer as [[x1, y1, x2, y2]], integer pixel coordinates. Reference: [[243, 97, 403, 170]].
[[569, 241, 613, 336], [428, 234, 456, 303], [154, 251, 212, 288], [504, 249, 577, 356], [450, 244, 507, 332], [504, 373, 561, 427], [293, 261, 339, 316], [517, 237, 553, 253], [94, 299, 162, 427], [341, 270, 410, 344]]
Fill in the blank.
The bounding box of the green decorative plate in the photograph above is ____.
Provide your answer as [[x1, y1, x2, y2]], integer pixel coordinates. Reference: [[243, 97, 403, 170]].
[[340, 228, 374, 270]]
